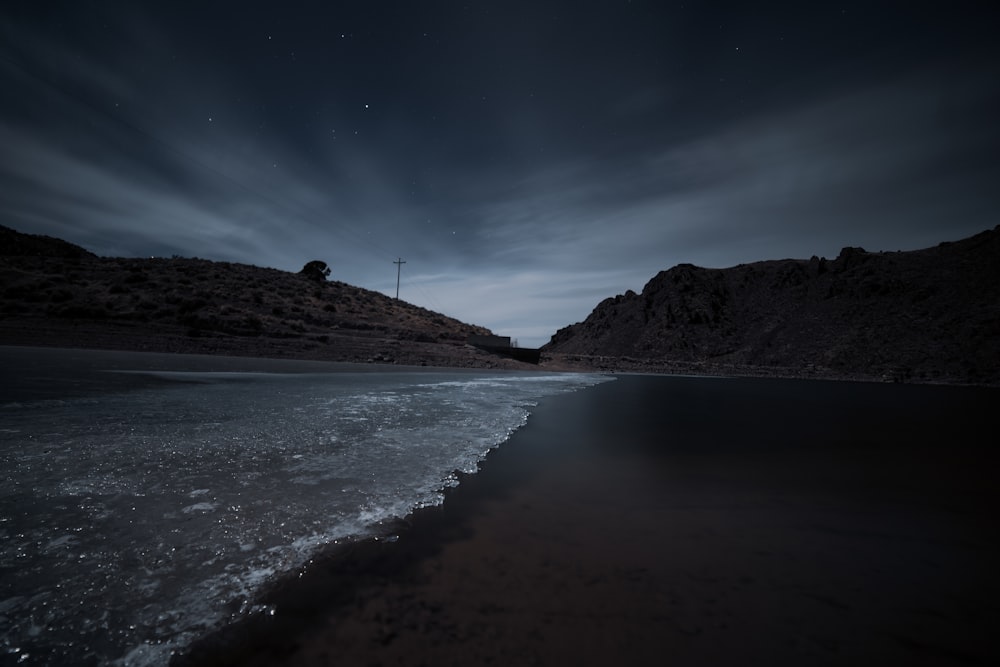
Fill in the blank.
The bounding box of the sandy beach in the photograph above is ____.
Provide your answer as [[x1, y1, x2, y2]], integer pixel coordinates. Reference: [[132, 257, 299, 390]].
[[175, 375, 1000, 666]]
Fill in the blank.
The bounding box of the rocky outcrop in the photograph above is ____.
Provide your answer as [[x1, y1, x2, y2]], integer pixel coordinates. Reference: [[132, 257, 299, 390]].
[[545, 227, 1000, 384], [0, 225, 530, 368]]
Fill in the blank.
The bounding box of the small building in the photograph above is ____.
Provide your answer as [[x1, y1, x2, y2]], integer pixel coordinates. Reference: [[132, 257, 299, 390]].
[[467, 335, 511, 348], [467, 334, 540, 364]]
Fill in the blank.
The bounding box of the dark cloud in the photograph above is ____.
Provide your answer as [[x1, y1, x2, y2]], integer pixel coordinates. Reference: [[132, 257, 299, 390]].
[[2, 1, 999, 346]]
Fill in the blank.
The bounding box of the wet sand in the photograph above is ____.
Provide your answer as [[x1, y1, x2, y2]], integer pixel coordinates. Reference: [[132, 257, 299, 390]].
[[178, 375, 999, 666]]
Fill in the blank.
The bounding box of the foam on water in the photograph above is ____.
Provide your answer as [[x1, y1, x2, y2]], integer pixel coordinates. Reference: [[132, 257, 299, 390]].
[[0, 368, 611, 666]]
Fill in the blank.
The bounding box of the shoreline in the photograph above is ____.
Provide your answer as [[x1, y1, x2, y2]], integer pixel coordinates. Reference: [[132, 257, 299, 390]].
[[0, 320, 539, 372], [175, 375, 1000, 666], [0, 344, 549, 406], [2, 324, 995, 386]]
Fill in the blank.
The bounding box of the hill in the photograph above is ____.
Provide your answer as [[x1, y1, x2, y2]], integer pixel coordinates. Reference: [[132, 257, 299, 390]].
[[0, 225, 525, 369], [544, 227, 1000, 384]]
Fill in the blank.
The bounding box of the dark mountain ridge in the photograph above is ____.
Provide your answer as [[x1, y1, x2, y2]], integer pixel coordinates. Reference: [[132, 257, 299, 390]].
[[545, 227, 1000, 384], [0, 225, 527, 368]]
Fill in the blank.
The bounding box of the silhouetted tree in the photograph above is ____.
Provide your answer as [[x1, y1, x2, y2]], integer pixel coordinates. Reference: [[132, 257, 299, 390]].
[[300, 260, 331, 282]]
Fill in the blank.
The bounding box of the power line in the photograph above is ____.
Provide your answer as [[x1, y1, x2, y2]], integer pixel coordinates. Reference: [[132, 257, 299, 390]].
[[393, 257, 406, 299]]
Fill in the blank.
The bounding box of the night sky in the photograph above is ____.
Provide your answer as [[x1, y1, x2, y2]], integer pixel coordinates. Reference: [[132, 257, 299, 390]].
[[2, 2, 998, 346]]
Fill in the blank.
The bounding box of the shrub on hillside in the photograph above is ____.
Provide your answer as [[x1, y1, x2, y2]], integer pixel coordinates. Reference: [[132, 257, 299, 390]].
[[300, 260, 331, 282]]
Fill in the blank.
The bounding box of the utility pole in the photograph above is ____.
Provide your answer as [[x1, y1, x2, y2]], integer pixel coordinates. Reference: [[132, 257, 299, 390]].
[[393, 257, 406, 300]]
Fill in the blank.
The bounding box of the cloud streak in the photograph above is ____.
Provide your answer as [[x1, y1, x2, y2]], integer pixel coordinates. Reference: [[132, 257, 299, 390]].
[[412, 67, 1000, 342], [2, 4, 998, 347]]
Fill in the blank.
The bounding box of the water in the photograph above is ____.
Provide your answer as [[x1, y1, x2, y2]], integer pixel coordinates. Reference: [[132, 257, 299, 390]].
[[0, 349, 611, 666]]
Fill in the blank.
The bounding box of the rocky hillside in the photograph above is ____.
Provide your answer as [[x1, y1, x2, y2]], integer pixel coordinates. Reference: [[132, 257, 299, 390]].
[[0, 225, 522, 368], [545, 227, 1000, 384]]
